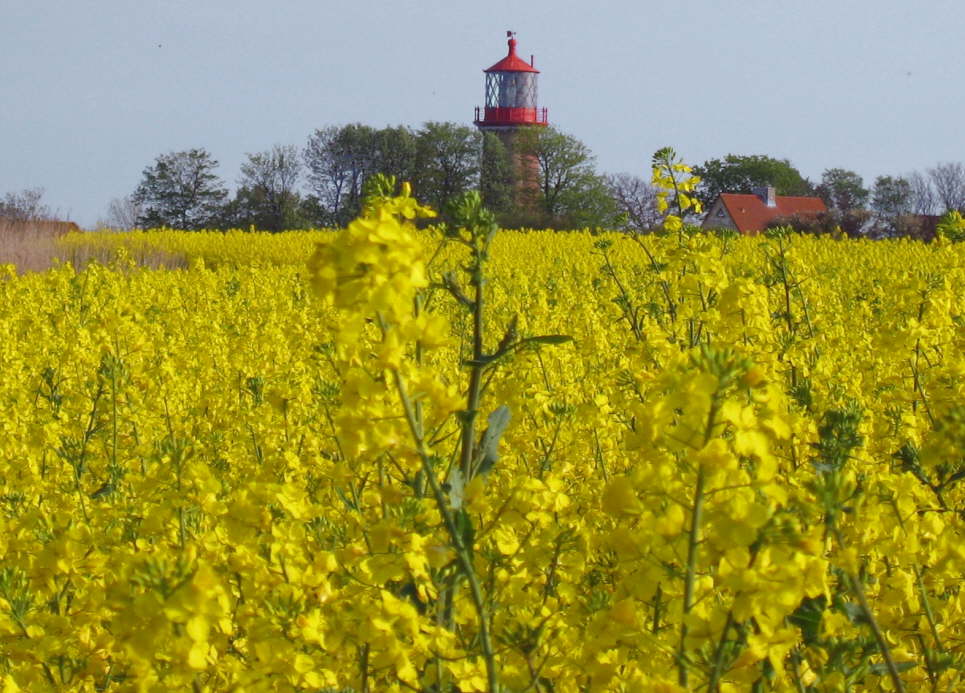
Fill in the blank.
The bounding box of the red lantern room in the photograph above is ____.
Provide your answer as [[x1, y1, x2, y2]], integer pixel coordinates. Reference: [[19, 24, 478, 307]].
[[474, 31, 549, 127]]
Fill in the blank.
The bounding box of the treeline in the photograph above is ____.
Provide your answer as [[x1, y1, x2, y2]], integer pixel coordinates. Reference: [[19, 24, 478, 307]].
[[692, 154, 965, 238], [0, 188, 54, 223], [100, 144, 965, 236], [5, 134, 963, 236], [94, 122, 632, 232]]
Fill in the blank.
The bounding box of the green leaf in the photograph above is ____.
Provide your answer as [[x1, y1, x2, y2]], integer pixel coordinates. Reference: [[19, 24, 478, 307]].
[[334, 487, 357, 512], [841, 601, 869, 625], [475, 405, 511, 477], [462, 355, 500, 368], [495, 315, 519, 355], [869, 661, 916, 676], [519, 335, 574, 346], [788, 596, 826, 645], [89, 482, 115, 500]]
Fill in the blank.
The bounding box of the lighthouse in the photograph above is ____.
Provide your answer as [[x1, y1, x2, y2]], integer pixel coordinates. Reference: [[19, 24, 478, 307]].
[[474, 32, 548, 213]]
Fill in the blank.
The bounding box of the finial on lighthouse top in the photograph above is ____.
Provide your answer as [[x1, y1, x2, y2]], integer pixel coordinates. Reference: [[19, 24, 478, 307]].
[[485, 30, 538, 73]]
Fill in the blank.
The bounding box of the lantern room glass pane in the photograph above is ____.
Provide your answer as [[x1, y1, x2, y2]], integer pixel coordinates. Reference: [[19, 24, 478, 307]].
[[485, 73, 499, 108], [500, 74, 518, 107], [519, 73, 537, 109], [486, 72, 538, 109]]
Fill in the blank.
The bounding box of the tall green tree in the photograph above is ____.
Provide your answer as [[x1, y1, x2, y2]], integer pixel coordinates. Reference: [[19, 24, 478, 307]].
[[231, 144, 304, 231], [479, 132, 514, 218], [693, 154, 813, 206], [373, 125, 418, 187], [414, 122, 481, 213], [133, 149, 228, 229], [561, 174, 619, 229], [516, 127, 618, 228], [867, 175, 915, 237], [816, 168, 869, 212], [871, 175, 913, 218], [303, 124, 419, 227]]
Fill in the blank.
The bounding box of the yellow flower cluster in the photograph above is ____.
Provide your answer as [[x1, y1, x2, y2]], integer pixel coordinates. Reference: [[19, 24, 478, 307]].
[[651, 146, 702, 232], [2, 204, 965, 691]]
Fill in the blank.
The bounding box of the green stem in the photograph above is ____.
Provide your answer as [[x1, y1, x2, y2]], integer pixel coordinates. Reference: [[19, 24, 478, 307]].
[[678, 465, 706, 688], [831, 526, 905, 693], [779, 244, 795, 339], [393, 369, 499, 692], [679, 391, 722, 688], [707, 543, 763, 690], [788, 647, 808, 693], [915, 566, 943, 652], [707, 611, 735, 691], [110, 359, 118, 475], [360, 643, 370, 693], [600, 247, 643, 341], [459, 259, 486, 481]]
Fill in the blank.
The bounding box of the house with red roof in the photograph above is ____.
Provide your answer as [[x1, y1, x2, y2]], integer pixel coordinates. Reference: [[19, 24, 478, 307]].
[[702, 186, 827, 234]]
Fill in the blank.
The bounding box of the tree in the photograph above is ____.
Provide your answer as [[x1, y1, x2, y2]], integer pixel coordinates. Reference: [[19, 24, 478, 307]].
[[927, 162, 965, 212], [693, 154, 813, 206], [300, 121, 616, 228], [515, 127, 617, 227], [0, 188, 51, 222], [373, 126, 418, 187], [871, 175, 912, 218], [557, 174, 619, 229], [519, 127, 590, 219], [907, 171, 938, 215], [868, 175, 916, 238], [233, 144, 304, 231], [99, 195, 142, 230], [133, 149, 228, 229], [304, 124, 378, 227], [479, 132, 514, 218], [815, 168, 869, 212], [414, 122, 481, 214], [604, 173, 661, 230]]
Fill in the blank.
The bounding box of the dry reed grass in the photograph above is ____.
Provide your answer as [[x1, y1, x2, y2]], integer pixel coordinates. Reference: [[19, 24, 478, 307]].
[[0, 220, 70, 273], [0, 220, 188, 273]]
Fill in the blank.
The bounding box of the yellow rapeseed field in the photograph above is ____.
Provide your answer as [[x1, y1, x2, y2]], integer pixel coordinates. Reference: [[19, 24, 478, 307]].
[[2, 187, 965, 692]]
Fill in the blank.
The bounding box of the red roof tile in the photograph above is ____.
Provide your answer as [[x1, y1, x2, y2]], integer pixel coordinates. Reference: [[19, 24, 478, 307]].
[[717, 193, 827, 234]]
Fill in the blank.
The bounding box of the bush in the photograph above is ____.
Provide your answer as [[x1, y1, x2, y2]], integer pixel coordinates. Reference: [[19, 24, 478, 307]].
[[766, 209, 871, 237]]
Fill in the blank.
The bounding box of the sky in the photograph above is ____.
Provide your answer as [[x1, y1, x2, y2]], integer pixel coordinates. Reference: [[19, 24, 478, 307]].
[[3, 0, 963, 227]]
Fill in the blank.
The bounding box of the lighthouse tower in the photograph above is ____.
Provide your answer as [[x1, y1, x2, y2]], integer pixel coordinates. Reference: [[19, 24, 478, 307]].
[[474, 32, 548, 211]]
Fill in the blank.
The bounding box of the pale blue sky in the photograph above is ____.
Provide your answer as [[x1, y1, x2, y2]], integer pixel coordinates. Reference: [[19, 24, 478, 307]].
[[3, 0, 962, 226]]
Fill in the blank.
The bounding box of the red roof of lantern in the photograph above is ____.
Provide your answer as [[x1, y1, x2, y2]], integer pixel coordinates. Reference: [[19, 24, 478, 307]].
[[717, 193, 827, 234], [485, 36, 539, 73]]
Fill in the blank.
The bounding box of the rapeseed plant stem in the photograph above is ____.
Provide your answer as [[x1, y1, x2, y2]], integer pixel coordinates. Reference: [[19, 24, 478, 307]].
[[831, 526, 906, 693], [393, 369, 499, 692]]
